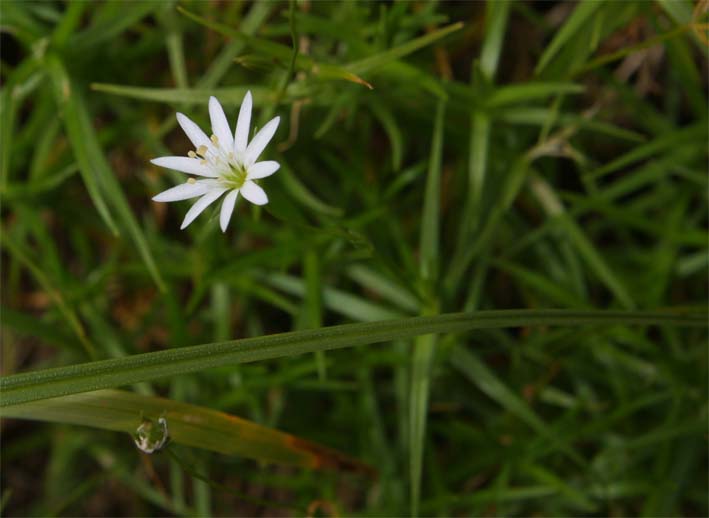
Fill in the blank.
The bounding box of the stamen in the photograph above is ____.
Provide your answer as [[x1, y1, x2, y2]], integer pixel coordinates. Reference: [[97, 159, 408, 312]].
[[187, 178, 196, 184], [188, 150, 197, 158], [210, 135, 219, 144], [197, 145, 208, 157]]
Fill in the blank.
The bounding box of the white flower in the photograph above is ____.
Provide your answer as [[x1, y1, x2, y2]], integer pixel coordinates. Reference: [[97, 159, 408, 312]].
[[151, 92, 280, 232]]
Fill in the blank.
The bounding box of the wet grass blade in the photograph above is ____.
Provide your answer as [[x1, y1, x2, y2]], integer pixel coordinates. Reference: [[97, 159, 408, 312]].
[[1, 389, 374, 476]]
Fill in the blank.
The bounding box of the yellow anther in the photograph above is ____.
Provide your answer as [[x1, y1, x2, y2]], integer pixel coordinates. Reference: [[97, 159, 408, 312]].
[[210, 135, 219, 144], [188, 150, 197, 158], [187, 178, 196, 184], [197, 145, 208, 157]]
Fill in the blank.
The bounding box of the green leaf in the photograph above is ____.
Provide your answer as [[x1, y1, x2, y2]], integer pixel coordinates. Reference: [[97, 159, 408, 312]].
[[2, 309, 702, 406], [177, 6, 372, 89], [70, 0, 162, 49], [479, 0, 510, 80], [46, 55, 165, 291], [486, 83, 584, 108], [346, 22, 464, 76], [535, 0, 603, 74], [347, 265, 420, 314], [1, 389, 374, 475], [419, 98, 446, 282], [45, 56, 118, 235], [530, 176, 635, 309], [91, 83, 264, 105], [265, 272, 404, 322], [0, 235, 96, 358], [408, 306, 438, 518], [450, 345, 583, 465]]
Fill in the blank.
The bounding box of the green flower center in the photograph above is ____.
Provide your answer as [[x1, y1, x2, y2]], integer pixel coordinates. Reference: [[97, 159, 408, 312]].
[[221, 162, 248, 189]]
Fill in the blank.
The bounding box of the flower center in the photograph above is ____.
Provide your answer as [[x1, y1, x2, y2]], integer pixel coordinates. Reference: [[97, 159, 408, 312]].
[[221, 161, 248, 189], [193, 135, 250, 190]]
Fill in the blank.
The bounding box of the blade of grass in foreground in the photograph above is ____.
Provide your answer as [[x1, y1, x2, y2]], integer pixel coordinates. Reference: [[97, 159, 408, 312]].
[[1, 389, 373, 475], [1, 310, 703, 406]]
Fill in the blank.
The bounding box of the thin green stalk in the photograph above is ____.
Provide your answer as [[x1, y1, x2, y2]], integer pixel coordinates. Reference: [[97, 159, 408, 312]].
[[1, 310, 703, 408]]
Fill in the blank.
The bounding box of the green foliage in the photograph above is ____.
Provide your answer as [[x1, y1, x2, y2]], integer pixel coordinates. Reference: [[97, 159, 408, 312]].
[[1, 1, 707, 516]]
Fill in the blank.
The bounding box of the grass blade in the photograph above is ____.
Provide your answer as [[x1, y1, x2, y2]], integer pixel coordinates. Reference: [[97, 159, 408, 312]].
[[450, 345, 583, 465], [91, 83, 263, 105], [486, 83, 584, 108], [46, 56, 119, 235], [1, 309, 704, 407], [346, 22, 464, 76], [419, 98, 446, 282], [46, 55, 165, 291], [0, 235, 96, 358], [177, 6, 371, 89], [410, 96, 446, 516], [479, 0, 510, 80], [535, 0, 602, 75], [1, 389, 374, 475], [530, 175, 635, 309]]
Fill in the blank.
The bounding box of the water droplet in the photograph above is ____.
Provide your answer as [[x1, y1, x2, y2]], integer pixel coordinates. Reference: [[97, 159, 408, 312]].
[[133, 416, 169, 454]]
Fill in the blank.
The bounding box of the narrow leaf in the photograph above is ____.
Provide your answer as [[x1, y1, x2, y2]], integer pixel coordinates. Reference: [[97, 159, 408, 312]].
[[346, 22, 464, 75], [1, 389, 374, 476], [535, 1, 603, 74], [1, 309, 702, 407], [46, 55, 165, 291]]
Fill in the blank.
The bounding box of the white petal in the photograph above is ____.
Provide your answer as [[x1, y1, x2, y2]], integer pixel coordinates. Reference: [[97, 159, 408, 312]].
[[152, 182, 211, 202], [219, 189, 239, 232], [247, 160, 280, 180], [209, 96, 233, 153], [176, 112, 210, 150], [180, 188, 227, 229], [234, 90, 252, 156], [240, 180, 268, 205], [245, 116, 280, 166], [150, 156, 217, 177]]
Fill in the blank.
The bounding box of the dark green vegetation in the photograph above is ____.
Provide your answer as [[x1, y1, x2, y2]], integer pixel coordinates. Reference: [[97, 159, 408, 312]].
[[1, 1, 707, 516]]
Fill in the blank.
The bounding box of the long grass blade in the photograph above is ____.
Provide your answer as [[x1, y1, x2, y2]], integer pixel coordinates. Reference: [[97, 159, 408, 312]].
[[410, 96, 446, 516], [1, 389, 374, 475], [1, 310, 701, 411], [46, 55, 165, 291]]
